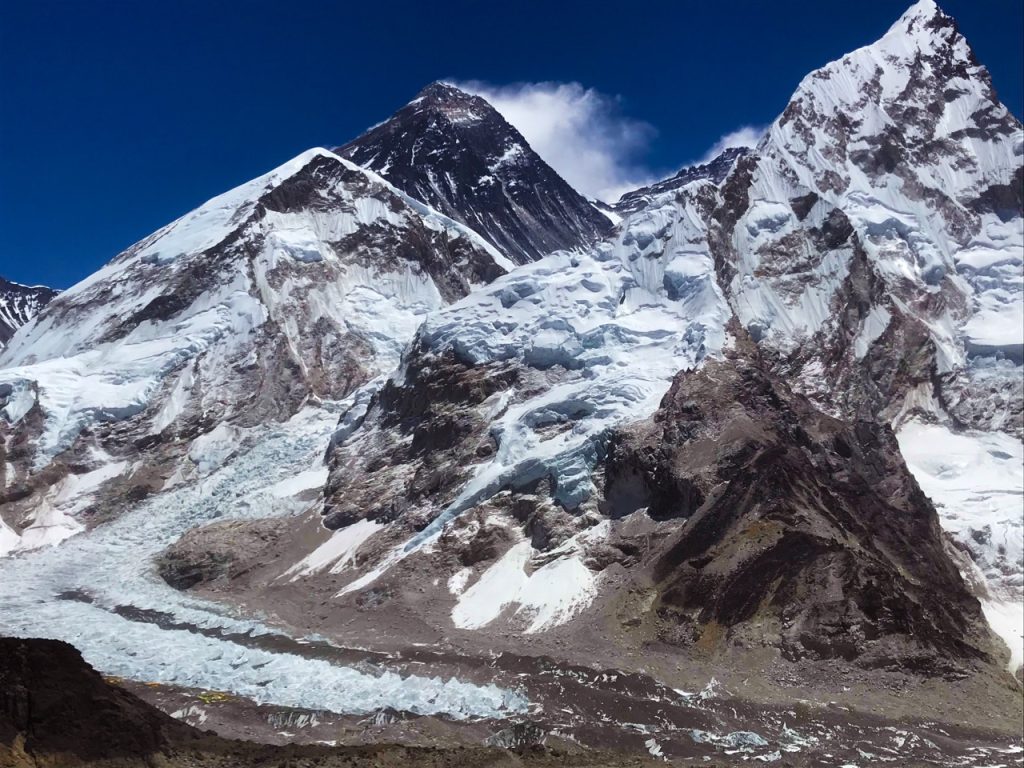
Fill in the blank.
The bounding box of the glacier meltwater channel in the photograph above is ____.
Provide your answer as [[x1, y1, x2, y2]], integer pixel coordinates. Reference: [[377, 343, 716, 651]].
[[0, 383, 526, 719]]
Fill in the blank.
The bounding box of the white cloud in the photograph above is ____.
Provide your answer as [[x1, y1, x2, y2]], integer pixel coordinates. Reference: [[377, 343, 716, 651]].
[[456, 80, 658, 203], [698, 124, 768, 164]]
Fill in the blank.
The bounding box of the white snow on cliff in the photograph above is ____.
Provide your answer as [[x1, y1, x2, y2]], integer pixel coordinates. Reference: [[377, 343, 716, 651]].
[[898, 421, 1024, 673]]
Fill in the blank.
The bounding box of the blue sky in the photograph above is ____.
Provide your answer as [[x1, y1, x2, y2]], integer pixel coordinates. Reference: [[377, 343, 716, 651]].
[[1, 0, 1021, 289]]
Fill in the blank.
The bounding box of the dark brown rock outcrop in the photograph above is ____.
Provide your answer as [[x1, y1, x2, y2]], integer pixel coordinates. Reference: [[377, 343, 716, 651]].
[[0, 637, 195, 764], [604, 341, 997, 673]]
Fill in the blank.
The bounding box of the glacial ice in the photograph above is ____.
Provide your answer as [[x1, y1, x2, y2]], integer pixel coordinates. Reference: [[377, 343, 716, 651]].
[[340, 186, 732, 606], [0, 395, 527, 718]]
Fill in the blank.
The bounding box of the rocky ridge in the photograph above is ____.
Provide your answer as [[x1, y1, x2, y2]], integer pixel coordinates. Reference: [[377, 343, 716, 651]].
[[0, 278, 56, 349], [613, 146, 751, 217]]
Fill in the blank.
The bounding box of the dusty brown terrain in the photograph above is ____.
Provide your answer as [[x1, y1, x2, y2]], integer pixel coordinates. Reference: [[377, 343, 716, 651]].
[[4, 635, 1020, 768]]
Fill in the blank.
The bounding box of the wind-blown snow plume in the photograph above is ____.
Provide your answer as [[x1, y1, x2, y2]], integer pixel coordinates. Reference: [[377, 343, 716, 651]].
[[697, 124, 767, 163], [456, 80, 658, 202]]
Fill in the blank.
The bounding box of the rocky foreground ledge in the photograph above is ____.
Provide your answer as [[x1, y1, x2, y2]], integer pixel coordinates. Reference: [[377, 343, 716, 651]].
[[0, 637, 655, 768]]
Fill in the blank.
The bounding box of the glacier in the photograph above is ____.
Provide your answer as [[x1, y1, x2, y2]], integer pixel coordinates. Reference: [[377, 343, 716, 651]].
[[0, 388, 526, 718]]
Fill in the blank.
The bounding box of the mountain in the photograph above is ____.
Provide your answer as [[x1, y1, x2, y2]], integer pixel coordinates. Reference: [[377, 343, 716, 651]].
[[0, 147, 508, 555], [1, 1, 1022, 763], [613, 146, 752, 216], [708, 0, 1024, 657], [0, 277, 57, 348], [717, 0, 1022, 431], [336, 82, 614, 264], [254, 0, 1018, 683]]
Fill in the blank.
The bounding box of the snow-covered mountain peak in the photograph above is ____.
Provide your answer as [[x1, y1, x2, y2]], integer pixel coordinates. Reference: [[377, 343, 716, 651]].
[[890, 0, 953, 40], [728, 0, 1021, 370], [0, 144, 510, 553], [1, 147, 507, 369], [705, 0, 1022, 667], [337, 84, 612, 264]]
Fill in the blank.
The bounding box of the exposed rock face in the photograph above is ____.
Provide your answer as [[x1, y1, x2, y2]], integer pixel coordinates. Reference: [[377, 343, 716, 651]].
[[0, 277, 57, 348], [613, 147, 751, 216], [605, 341, 994, 672], [338, 82, 613, 264], [322, 345, 520, 533], [0, 637, 195, 763]]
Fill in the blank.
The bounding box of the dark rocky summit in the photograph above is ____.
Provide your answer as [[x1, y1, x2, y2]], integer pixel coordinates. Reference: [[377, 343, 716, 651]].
[[613, 147, 752, 216], [0, 277, 57, 348], [337, 82, 614, 264]]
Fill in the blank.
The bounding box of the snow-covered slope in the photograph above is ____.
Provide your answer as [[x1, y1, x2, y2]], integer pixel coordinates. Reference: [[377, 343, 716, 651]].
[[0, 148, 507, 555], [337, 82, 613, 264], [897, 420, 1024, 672], [0, 277, 57, 348], [717, 0, 1022, 433]]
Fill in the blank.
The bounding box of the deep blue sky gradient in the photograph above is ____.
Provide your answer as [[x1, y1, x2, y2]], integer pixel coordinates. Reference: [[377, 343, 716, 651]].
[[1, 0, 1021, 288]]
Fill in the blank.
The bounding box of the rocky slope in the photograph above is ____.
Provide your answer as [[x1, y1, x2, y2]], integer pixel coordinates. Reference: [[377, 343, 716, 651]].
[[606, 338, 995, 673], [337, 82, 613, 264], [0, 278, 56, 349]]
